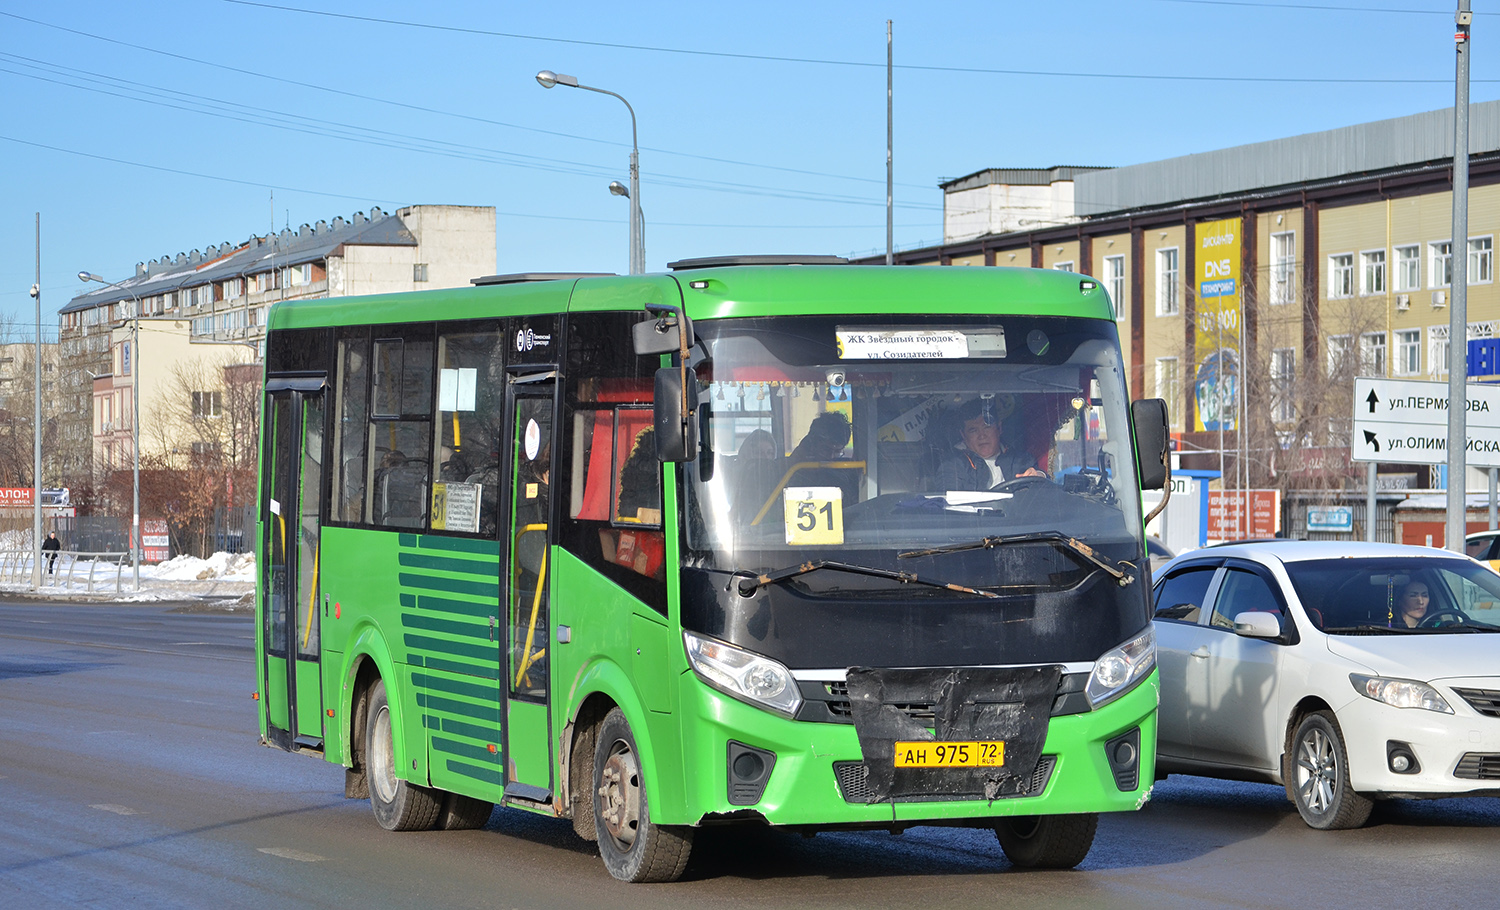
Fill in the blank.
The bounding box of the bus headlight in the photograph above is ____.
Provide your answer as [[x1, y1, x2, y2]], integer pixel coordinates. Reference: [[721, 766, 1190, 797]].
[[684, 631, 803, 717], [1086, 626, 1156, 708]]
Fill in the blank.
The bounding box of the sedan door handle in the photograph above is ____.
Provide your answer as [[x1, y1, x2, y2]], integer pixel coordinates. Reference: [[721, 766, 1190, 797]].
[[1190, 646, 1211, 659]]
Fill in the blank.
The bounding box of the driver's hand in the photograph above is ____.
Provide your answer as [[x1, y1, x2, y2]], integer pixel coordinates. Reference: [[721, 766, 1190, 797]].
[[1019, 468, 1048, 478]]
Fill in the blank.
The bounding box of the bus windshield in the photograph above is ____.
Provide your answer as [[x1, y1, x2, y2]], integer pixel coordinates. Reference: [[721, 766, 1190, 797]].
[[683, 314, 1144, 598]]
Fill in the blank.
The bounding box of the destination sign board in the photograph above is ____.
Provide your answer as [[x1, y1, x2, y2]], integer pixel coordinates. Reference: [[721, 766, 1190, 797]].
[[1351, 377, 1500, 468]]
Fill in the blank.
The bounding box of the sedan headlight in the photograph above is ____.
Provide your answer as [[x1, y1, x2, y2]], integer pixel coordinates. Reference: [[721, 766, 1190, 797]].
[[684, 631, 803, 717], [1086, 626, 1157, 707], [1349, 674, 1454, 713]]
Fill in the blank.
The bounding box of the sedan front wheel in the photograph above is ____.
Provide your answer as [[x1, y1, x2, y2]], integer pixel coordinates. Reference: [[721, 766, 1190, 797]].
[[1291, 711, 1372, 830]]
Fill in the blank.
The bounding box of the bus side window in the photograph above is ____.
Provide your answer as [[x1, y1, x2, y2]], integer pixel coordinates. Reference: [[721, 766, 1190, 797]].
[[431, 325, 505, 537], [561, 311, 667, 611], [367, 331, 434, 529], [330, 326, 370, 523]]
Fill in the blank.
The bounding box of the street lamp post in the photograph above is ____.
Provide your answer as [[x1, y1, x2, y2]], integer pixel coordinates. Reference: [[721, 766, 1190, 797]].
[[608, 181, 645, 266], [537, 70, 643, 275], [79, 271, 141, 591]]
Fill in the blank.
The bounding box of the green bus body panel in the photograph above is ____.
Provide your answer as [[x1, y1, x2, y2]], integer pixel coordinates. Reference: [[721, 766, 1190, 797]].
[[295, 658, 324, 739], [265, 655, 288, 729], [506, 700, 549, 786]]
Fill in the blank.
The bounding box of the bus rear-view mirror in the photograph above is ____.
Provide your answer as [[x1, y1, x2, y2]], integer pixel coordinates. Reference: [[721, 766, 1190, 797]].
[[654, 367, 699, 462], [1132, 398, 1169, 491]]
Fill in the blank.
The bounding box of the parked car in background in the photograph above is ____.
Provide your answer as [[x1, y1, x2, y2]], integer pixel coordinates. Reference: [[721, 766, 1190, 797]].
[[1465, 530, 1500, 573], [1152, 541, 1500, 830], [1146, 536, 1175, 576]]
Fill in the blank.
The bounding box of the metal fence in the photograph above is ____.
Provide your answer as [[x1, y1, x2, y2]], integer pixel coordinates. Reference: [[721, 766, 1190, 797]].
[[0, 550, 130, 594]]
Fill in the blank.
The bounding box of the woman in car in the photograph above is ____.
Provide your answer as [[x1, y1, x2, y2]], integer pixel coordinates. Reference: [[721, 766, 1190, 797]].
[[1395, 579, 1431, 628]]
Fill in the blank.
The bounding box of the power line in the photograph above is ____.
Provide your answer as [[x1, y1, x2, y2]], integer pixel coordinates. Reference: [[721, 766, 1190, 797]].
[[221, 0, 1495, 84], [0, 60, 941, 211], [1156, 0, 1497, 14], [0, 10, 931, 191]]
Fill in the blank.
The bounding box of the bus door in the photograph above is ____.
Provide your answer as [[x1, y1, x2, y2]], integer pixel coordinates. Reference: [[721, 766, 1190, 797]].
[[262, 379, 328, 753], [503, 370, 558, 803]]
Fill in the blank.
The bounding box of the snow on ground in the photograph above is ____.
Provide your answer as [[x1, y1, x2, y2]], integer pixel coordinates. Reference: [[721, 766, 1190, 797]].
[[0, 550, 255, 603]]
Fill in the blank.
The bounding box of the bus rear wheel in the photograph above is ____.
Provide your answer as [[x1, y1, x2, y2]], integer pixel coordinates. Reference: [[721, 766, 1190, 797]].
[[437, 792, 494, 830], [994, 813, 1098, 869], [365, 679, 442, 831], [592, 708, 693, 883]]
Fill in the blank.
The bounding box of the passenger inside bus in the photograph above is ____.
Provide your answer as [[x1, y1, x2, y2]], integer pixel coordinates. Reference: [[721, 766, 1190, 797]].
[[729, 429, 781, 521]]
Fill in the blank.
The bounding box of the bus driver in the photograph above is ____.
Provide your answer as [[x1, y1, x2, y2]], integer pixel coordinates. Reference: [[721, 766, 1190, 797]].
[[934, 397, 1046, 492]]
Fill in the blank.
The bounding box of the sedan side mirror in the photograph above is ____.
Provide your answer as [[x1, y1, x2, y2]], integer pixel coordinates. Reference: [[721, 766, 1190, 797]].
[[1232, 611, 1282, 638]]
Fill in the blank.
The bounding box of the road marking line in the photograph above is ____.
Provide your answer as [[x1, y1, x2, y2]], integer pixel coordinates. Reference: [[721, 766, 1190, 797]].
[[258, 847, 326, 862], [171, 642, 212, 645], [91, 804, 139, 815]]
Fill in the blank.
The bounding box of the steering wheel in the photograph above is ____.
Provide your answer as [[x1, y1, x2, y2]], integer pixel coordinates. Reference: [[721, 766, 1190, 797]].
[[989, 474, 1051, 494], [1419, 608, 1468, 628]]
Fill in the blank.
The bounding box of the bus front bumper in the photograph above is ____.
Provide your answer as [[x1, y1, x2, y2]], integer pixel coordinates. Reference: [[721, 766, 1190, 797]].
[[671, 669, 1158, 828]]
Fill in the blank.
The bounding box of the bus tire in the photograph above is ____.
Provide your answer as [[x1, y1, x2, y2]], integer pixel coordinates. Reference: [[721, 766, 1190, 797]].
[[437, 792, 494, 830], [593, 708, 693, 882], [365, 678, 442, 831], [994, 813, 1098, 869]]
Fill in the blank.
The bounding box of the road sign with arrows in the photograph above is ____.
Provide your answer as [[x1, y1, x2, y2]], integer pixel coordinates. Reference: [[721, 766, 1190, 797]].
[[1352, 377, 1500, 467]]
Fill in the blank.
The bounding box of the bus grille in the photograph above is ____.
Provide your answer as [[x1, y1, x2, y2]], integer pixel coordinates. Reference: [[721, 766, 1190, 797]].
[[1454, 753, 1500, 780], [832, 755, 1056, 804], [1451, 687, 1500, 718]]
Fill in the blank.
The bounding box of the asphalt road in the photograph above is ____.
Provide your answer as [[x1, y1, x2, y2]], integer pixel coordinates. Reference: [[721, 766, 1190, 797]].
[[2, 599, 1499, 909]]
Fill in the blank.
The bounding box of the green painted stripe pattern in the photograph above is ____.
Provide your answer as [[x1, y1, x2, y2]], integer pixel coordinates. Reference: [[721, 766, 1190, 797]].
[[399, 534, 504, 784]]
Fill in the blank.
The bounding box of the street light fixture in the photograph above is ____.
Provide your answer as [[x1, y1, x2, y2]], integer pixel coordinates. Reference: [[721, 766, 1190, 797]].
[[537, 70, 643, 275], [79, 270, 141, 591]]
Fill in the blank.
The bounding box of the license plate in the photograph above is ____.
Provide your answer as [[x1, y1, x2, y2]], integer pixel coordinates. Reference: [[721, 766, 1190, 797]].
[[893, 740, 1005, 768]]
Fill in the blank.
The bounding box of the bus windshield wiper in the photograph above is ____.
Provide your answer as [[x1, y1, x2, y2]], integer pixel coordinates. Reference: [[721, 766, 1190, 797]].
[[736, 560, 1000, 599], [897, 531, 1135, 587]]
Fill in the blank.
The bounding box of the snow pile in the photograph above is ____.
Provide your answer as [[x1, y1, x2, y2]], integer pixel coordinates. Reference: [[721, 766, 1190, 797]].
[[151, 551, 256, 581]]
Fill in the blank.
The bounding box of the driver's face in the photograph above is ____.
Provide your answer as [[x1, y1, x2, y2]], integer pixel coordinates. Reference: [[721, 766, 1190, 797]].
[[1401, 583, 1430, 617], [961, 416, 1001, 458]]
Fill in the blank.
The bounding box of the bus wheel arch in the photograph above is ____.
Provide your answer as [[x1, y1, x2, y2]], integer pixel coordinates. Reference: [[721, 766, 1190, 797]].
[[566, 693, 614, 842], [592, 706, 693, 883]]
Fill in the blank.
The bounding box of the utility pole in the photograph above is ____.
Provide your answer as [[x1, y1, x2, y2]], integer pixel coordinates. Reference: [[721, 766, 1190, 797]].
[[1446, 0, 1472, 553], [32, 214, 42, 591], [886, 20, 894, 266]]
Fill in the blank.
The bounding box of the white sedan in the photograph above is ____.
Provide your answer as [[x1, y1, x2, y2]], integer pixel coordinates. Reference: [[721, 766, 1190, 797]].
[[1152, 541, 1500, 829]]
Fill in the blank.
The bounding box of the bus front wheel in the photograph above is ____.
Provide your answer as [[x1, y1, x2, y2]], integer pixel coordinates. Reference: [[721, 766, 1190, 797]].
[[994, 813, 1098, 869], [592, 708, 693, 882], [365, 679, 442, 831]]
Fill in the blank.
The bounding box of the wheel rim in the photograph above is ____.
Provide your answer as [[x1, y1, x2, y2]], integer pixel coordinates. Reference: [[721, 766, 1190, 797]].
[[370, 704, 398, 804], [1295, 725, 1337, 815], [597, 738, 642, 848]]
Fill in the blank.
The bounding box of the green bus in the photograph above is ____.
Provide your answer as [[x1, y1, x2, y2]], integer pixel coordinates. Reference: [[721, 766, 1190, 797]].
[[255, 259, 1169, 882]]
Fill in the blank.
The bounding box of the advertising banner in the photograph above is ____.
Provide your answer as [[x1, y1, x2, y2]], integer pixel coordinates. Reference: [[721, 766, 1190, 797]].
[[1207, 489, 1280, 540], [1194, 218, 1242, 432]]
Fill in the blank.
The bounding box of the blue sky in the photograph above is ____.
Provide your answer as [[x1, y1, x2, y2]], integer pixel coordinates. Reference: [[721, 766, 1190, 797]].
[[3, 0, 1497, 338]]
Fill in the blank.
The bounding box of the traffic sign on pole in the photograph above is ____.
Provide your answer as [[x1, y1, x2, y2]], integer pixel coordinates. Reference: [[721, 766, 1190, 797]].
[[1352, 377, 1500, 468]]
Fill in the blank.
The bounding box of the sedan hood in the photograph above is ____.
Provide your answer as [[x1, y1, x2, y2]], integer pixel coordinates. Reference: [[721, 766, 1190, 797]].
[[1326, 634, 1500, 682]]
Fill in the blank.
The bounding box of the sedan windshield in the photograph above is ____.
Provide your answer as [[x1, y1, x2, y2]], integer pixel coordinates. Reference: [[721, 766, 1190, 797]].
[[1285, 558, 1500, 633], [682, 313, 1144, 595]]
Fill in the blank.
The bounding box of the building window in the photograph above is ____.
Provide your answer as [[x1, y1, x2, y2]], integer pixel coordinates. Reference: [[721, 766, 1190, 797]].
[[1271, 348, 1295, 422], [223, 278, 242, 300], [1431, 241, 1453, 288], [1326, 334, 1352, 377], [1157, 247, 1179, 316], [191, 390, 223, 418], [1395, 244, 1420, 291], [1361, 250, 1386, 296], [1469, 237, 1493, 284], [1328, 254, 1354, 299], [1395, 329, 1421, 376], [1154, 357, 1180, 416], [1271, 231, 1296, 306], [1429, 325, 1450, 377], [1360, 332, 1387, 377], [414, 263, 430, 282], [1103, 254, 1126, 319], [1052, 261, 1074, 272]]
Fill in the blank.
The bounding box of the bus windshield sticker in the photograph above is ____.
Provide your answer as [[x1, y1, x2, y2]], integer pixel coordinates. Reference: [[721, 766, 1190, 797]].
[[783, 486, 844, 546], [524, 418, 541, 460]]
